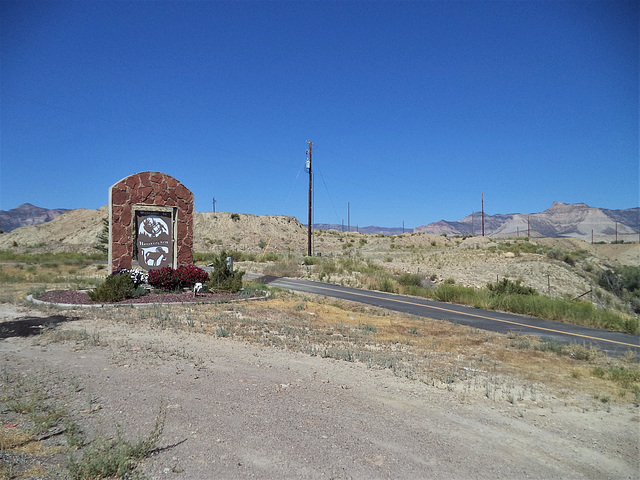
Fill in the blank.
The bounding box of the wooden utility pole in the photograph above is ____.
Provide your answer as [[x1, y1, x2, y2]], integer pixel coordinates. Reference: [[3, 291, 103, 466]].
[[482, 193, 485, 237], [306, 141, 313, 257], [212, 197, 216, 213]]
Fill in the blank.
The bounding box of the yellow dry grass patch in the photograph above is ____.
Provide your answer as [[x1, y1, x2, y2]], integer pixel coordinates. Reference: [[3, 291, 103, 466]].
[[0, 425, 63, 454], [239, 296, 638, 403], [0, 426, 33, 451]]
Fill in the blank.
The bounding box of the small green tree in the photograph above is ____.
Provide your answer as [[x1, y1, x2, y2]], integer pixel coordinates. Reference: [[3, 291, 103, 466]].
[[207, 251, 245, 293], [94, 217, 109, 254]]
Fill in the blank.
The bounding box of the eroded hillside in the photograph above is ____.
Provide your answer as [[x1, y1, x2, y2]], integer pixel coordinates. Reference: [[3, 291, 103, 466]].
[[0, 207, 637, 304]]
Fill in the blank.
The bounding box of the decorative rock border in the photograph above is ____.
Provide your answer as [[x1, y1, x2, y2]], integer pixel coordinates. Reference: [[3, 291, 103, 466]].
[[26, 290, 270, 309]]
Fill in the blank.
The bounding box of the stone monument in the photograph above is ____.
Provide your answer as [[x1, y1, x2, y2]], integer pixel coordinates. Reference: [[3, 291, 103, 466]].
[[108, 171, 194, 273]]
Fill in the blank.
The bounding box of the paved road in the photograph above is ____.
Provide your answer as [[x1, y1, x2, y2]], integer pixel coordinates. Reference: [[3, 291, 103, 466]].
[[248, 274, 640, 359]]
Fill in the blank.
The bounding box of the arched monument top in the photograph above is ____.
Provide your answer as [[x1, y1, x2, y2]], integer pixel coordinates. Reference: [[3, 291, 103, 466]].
[[108, 171, 194, 273]]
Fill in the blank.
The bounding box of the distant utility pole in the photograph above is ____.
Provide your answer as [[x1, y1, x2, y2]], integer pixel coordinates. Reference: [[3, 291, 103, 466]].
[[306, 141, 313, 257], [348, 202, 350, 233], [212, 197, 216, 213], [528, 215, 530, 238], [482, 193, 485, 237]]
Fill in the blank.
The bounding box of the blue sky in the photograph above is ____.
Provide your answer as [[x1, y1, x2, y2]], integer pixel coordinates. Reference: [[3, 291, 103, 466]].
[[1, 0, 637, 229]]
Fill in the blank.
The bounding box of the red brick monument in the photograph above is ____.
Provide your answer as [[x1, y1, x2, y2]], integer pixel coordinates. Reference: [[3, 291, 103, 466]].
[[108, 171, 194, 273]]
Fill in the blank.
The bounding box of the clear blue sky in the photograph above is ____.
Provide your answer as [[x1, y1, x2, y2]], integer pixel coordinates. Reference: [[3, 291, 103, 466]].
[[1, 0, 637, 228]]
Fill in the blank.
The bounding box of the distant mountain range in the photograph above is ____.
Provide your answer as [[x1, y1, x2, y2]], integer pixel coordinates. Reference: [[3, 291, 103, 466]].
[[1, 201, 638, 239], [311, 223, 407, 235], [414, 202, 639, 239], [0, 203, 68, 233]]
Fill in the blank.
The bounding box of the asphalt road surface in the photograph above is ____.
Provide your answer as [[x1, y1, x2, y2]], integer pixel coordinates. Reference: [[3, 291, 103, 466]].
[[248, 274, 640, 359]]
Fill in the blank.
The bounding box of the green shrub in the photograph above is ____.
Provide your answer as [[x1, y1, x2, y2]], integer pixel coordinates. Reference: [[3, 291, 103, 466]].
[[207, 251, 245, 293], [433, 284, 478, 304], [598, 266, 640, 313], [303, 256, 320, 265], [377, 277, 397, 293], [487, 278, 538, 296], [617, 266, 640, 292], [598, 269, 623, 295], [398, 273, 422, 287], [546, 247, 563, 261], [536, 339, 566, 355], [88, 273, 136, 302], [261, 252, 280, 262], [562, 253, 576, 266], [227, 250, 244, 261]]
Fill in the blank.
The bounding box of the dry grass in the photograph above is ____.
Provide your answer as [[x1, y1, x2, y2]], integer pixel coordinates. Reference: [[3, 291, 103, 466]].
[[2, 288, 637, 479], [77, 290, 640, 407]]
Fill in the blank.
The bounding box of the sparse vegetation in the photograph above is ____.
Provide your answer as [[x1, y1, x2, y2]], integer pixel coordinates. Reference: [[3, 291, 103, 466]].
[[207, 251, 245, 292], [0, 250, 105, 264], [0, 365, 164, 480], [68, 405, 165, 480], [598, 266, 640, 313], [398, 272, 422, 287], [1, 204, 639, 476], [487, 278, 537, 296]]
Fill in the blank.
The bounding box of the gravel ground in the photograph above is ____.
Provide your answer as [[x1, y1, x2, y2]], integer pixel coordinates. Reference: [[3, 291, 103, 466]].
[[35, 289, 241, 305], [0, 303, 638, 479]]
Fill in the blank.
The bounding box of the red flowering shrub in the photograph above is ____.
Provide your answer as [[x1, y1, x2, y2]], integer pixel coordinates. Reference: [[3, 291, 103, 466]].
[[148, 266, 180, 290], [148, 265, 209, 290], [175, 265, 209, 287]]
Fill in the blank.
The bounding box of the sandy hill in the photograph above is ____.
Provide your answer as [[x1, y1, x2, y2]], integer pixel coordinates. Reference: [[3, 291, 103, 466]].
[[1, 205, 639, 303], [0, 208, 309, 255], [0, 206, 637, 275], [193, 212, 307, 253]]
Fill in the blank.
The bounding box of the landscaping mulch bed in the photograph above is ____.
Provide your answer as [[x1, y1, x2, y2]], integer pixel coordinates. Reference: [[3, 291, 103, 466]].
[[36, 289, 241, 305]]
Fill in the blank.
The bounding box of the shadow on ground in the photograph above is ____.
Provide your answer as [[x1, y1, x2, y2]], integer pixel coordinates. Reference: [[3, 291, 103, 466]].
[[0, 315, 80, 340], [253, 275, 281, 284]]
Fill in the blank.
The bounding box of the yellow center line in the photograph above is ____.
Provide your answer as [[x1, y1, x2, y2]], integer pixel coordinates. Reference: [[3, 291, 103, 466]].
[[276, 279, 639, 349]]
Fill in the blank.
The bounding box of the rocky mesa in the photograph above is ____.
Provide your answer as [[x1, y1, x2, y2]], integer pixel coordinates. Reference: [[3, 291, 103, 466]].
[[415, 201, 639, 240]]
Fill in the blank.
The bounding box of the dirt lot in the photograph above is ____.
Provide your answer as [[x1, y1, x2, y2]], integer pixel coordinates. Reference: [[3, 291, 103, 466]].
[[1, 296, 638, 479]]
